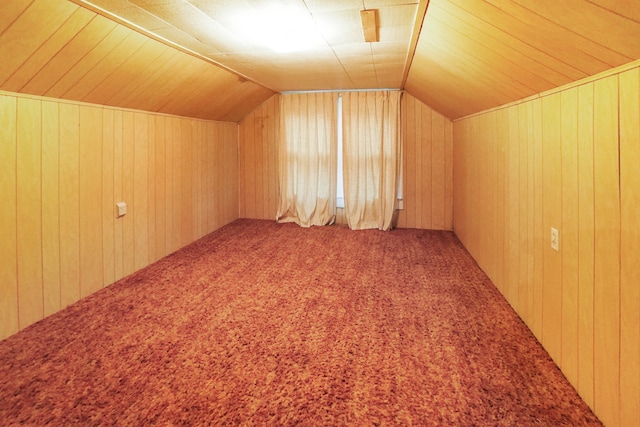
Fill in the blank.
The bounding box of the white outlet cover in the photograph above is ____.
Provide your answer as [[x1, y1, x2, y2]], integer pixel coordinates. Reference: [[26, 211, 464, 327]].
[[116, 202, 127, 217]]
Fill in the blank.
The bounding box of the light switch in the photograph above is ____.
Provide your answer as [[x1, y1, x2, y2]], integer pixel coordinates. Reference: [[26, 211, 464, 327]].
[[116, 201, 127, 218], [551, 227, 559, 251]]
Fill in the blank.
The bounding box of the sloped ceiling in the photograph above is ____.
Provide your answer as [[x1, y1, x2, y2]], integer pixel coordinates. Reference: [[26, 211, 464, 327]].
[[0, 0, 275, 122], [1, 0, 639, 122], [406, 0, 640, 119]]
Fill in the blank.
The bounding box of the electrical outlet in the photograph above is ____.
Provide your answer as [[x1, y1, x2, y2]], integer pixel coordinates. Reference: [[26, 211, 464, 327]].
[[550, 227, 559, 251]]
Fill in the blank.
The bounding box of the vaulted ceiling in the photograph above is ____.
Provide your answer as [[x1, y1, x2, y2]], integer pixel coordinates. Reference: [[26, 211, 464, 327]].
[[1, 0, 638, 122]]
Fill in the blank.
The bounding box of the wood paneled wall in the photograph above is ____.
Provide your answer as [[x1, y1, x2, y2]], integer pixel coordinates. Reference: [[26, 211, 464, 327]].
[[238, 92, 453, 231], [397, 93, 453, 230], [0, 91, 239, 341], [238, 95, 280, 220], [453, 65, 640, 427]]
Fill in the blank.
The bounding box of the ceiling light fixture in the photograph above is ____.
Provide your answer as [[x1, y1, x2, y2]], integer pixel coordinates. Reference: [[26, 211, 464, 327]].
[[360, 9, 379, 43], [230, 4, 325, 53]]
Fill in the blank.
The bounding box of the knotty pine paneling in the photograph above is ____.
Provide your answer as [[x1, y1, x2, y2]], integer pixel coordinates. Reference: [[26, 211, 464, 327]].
[[0, 90, 239, 342], [452, 63, 640, 427], [238, 93, 453, 231]]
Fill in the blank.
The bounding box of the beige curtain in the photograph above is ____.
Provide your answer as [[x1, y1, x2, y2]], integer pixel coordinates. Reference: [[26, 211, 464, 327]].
[[276, 92, 338, 227], [342, 91, 402, 231]]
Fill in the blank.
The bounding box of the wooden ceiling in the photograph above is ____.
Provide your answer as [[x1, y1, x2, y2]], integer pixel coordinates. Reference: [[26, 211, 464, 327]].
[[71, 0, 422, 91], [0, 0, 274, 122], [1, 0, 638, 121], [406, 0, 640, 119]]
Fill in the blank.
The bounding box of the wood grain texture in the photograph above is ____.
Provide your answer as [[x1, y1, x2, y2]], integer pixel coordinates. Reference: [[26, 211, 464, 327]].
[[41, 101, 61, 317], [79, 106, 103, 298], [619, 67, 640, 427], [0, 91, 239, 342], [0, 0, 273, 122], [576, 82, 595, 409], [541, 92, 562, 366], [593, 75, 620, 427], [560, 87, 579, 388], [406, 0, 640, 120], [0, 95, 19, 338], [453, 63, 640, 427], [16, 97, 43, 329]]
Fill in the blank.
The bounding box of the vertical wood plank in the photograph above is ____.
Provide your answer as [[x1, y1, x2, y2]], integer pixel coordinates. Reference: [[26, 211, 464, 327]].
[[244, 112, 256, 219], [113, 110, 124, 282], [42, 101, 61, 316], [619, 67, 640, 427], [121, 111, 135, 276], [420, 104, 432, 229], [79, 106, 103, 298], [0, 95, 19, 339], [171, 118, 182, 252], [210, 122, 220, 231], [577, 82, 595, 409], [525, 101, 535, 331], [17, 97, 43, 329], [593, 75, 620, 427], [405, 95, 416, 228], [102, 108, 115, 287], [531, 98, 544, 342], [493, 111, 506, 296], [192, 121, 202, 238], [238, 116, 247, 218], [147, 115, 157, 262], [254, 112, 265, 219], [496, 109, 509, 297], [59, 103, 80, 308], [432, 112, 445, 230], [444, 118, 453, 230], [517, 103, 529, 323], [155, 115, 167, 259], [541, 92, 563, 366], [561, 87, 579, 387], [506, 107, 519, 310], [133, 113, 149, 271], [180, 120, 193, 247], [414, 97, 423, 228]]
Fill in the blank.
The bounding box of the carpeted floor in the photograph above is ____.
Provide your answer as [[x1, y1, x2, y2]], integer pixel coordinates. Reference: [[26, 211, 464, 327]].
[[0, 219, 601, 426]]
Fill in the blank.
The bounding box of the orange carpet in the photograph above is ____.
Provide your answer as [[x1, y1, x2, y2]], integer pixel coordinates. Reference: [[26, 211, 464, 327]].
[[0, 219, 601, 425]]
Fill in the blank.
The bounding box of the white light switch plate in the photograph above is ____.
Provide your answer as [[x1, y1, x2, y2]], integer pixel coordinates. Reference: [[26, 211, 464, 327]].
[[551, 227, 559, 251]]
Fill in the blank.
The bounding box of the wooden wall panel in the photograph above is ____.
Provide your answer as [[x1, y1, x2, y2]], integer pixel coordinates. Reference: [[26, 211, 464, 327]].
[[16, 98, 43, 329], [593, 75, 620, 427], [79, 106, 103, 298], [42, 101, 61, 317], [577, 82, 595, 409], [0, 90, 239, 342], [59, 103, 81, 308], [453, 63, 640, 427], [619, 67, 640, 427], [398, 93, 453, 230], [0, 95, 19, 338], [560, 87, 579, 387], [239, 95, 280, 221]]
